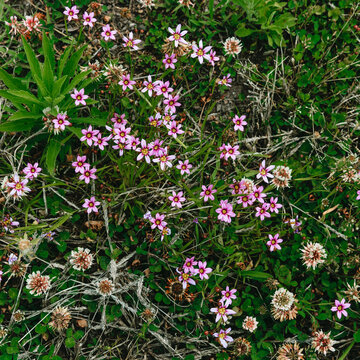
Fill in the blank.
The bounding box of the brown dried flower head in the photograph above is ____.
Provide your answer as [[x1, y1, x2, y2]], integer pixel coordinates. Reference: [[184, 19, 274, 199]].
[[277, 342, 304, 360], [49, 306, 72, 331], [97, 279, 115, 296], [234, 337, 251, 356]]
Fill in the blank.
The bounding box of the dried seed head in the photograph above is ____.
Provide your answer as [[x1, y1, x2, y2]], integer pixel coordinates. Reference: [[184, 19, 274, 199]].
[[49, 307, 72, 331]]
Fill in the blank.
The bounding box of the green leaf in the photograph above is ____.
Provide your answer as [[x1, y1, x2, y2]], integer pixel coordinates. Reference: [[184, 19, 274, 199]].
[[46, 138, 62, 175], [22, 35, 41, 78], [274, 13, 296, 28], [62, 69, 92, 95], [7, 89, 42, 105], [0, 118, 36, 132], [63, 44, 88, 78], [65, 337, 76, 348], [239, 270, 272, 280], [0, 90, 39, 108], [67, 126, 83, 139], [71, 117, 107, 126], [0, 69, 26, 91], [35, 324, 47, 334], [8, 111, 41, 121], [58, 44, 73, 78], [354, 330, 360, 342], [235, 24, 255, 37], [52, 75, 68, 98], [33, 73, 50, 97], [42, 31, 55, 70], [9, 288, 19, 300], [42, 57, 54, 92]]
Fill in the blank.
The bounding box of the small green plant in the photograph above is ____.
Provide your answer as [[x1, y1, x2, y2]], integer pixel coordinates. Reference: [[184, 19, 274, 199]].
[[0, 32, 92, 173], [234, 0, 296, 46]]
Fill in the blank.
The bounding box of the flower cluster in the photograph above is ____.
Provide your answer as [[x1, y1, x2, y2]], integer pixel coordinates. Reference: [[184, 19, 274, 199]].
[[1, 215, 19, 233], [271, 288, 298, 322], [5, 14, 42, 39], [177, 257, 213, 289], [26, 271, 51, 296]]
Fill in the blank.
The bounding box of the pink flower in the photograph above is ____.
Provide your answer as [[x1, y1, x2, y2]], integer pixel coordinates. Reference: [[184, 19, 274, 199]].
[[269, 197, 282, 213], [168, 190, 186, 208], [151, 213, 167, 230], [331, 299, 350, 319], [114, 125, 131, 143], [232, 115, 247, 132], [164, 94, 181, 114], [208, 50, 220, 66], [154, 80, 173, 98], [23, 163, 41, 179], [83, 11, 96, 28], [79, 167, 97, 184], [160, 227, 171, 241], [111, 113, 127, 128], [210, 303, 236, 323], [153, 148, 175, 171], [224, 144, 239, 161], [126, 136, 140, 150], [219, 144, 227, 159], [2, 217, 19, 234], [52, 113, 71, 132], [163, 53, 177, 69], [177, 268, 196, 289], [236, 193, 255, 208], [7, 175, 30, 197], [72, 155, 90, 173], [357, 190, 360, 200], [257, 160, 275, 183], [195, 261, 212, 280], [80, 125, 100, 146], [267, 233, 283, 252], [167, 24, 188, 47], [217, 74, 232, 87], [166, 120, 184, 138], [118, 74, 136, 91], [221, 286, 237, 307], [71, 88, 89, 106], [213, 328, 234, 348], [250, 185, 267, 203], [142, 75, 155, 97], [63, 6, 79, 21], [83, 196, 100, 214], [191, 40, 212, 64], [94, 134, 109, 150], [122, 32, 141, 50], [149, 113, 163, 128], [136, 139, 151, 163], [143, 211, 153, 220], [162, 113, 176, 126], [101, 24, 116, 41], [255, 203, 271, 221], [149, 139, 164, 157], [216, 200, 236, 223], [113, 140, 126, 156], [176, 160, 192, 175], [200, 184, 217, 202], [183, 256, 197, 274]]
